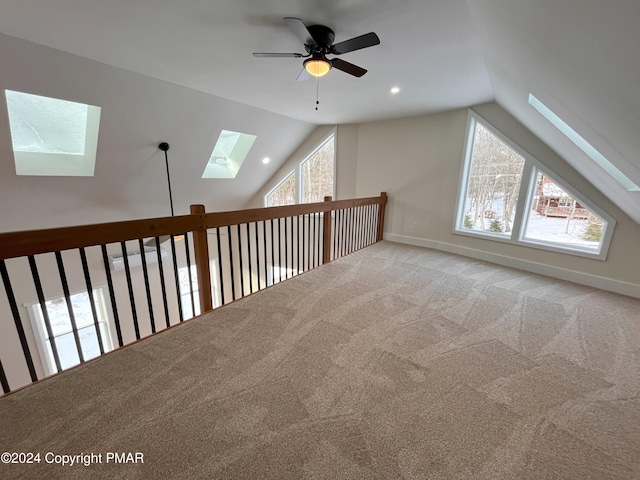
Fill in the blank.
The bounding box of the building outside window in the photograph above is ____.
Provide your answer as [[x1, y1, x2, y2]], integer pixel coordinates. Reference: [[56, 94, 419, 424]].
[[455, 111, 615, 259]]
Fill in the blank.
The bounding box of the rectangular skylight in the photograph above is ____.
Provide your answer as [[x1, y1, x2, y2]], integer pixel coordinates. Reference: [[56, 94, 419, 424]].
[[201, 130, 256, 179], [528, 93, 640, 192], [5, 90, 101, 176]]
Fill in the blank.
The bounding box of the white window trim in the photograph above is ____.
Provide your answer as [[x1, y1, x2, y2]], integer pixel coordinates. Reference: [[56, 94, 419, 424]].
[[518, 165, 615, 259], [299, 133, 337, 203], [264, 130, 337, 207], [178, 260, 221, 319], [25, 285, 115, 376], [6, 90, 101, 177], [454, 110, 616, 261], [264, 169, 296, 207]]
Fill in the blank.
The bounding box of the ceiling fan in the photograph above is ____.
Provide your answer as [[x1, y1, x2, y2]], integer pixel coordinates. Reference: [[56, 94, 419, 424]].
[[253, 17, 380, 80]]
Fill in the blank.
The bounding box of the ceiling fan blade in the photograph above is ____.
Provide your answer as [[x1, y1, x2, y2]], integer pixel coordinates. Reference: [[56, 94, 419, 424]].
[[296, 68, 311, 82], [284, 17, 317, 46], [331, 58, 367, 77], [253, 52, 305, 58], [332, 32, 380, 54]]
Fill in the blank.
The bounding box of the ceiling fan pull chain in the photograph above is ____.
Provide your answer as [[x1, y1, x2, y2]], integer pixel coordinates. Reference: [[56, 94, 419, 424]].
[[315, 76, 320, 111]]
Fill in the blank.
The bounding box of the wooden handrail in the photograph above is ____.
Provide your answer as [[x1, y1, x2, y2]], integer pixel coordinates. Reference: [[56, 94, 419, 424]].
[[0, 194, 387, 261], [201, 195, 386, 229], [0, 215, 202, 261]]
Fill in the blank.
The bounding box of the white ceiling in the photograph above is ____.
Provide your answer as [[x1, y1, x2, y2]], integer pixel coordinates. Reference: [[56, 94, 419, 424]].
[[0, 0, 639, 223], [0, 0, 493, 124]]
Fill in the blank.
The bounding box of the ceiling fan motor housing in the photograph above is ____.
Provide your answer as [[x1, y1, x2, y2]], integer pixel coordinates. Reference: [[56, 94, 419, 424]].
[[306, 25, 335, 53]]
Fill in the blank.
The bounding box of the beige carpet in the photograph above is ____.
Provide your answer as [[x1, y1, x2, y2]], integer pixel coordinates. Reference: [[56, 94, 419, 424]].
[[1, 241, 639, 479]]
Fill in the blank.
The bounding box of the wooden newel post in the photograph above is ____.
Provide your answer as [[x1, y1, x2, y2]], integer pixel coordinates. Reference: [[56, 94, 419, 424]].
[[376, 192, 387, 242], [190, 204, 213, 313], [322, 196, 333, 264]]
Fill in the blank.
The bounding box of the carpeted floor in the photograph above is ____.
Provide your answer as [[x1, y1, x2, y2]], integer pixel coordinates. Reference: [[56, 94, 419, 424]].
[[1, 241, 639, 479]]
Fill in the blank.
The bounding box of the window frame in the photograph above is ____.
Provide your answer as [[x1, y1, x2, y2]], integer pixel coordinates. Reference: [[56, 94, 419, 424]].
[[299, 134, 336, 204], [518, 165, 615, 258], [454, 110, 616, 260], [5, 89, 101, 177], [201, 129, 257, 179], [25, 286, 115, 376], [264, 131, 336, 207], [178, 260, 220, 320], [265, 170, 297, 207]]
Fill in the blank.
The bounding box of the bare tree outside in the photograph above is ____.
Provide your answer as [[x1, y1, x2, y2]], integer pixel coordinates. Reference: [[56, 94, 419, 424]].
[[302, 136, 335, 203], [459, 118, 609, 253], [265, 136, 334, 207], [266, 173, 296, 207], [462, 122, 525, 234]]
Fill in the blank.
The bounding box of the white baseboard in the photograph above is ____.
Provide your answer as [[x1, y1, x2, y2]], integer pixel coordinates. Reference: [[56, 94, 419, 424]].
[[383, 233, 640, 299]]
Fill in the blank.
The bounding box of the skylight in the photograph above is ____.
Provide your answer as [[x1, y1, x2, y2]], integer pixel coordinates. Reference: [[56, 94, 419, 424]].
[[5, 90, 101, 176], [528, 93, 640, 192], [201, 130, 257, 179]]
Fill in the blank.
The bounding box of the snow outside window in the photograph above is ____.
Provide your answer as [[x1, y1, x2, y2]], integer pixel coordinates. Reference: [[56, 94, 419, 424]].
[[458, 121, 525, 237], [521, 169, 610, 255], [178, 262, 220, 319], [455, 111, 615, 260], [26, 288, 114, 376]]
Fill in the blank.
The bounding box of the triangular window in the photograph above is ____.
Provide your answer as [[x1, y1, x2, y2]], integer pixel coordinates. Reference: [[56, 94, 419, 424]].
[[521, 170, 609, 254], [459, 121, 525, 236], [301, 135, 335, 204], [266, 172, 296, 207], [456, 111, 615, 259]]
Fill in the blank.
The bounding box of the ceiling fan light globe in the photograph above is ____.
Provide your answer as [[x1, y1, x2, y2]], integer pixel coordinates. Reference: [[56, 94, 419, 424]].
[[304, 58, 331, 77]]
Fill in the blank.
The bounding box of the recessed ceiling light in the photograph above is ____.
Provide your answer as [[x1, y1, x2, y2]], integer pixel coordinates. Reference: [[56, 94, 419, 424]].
[[262, 157, 270, 164], [390, 87, 400, 94]]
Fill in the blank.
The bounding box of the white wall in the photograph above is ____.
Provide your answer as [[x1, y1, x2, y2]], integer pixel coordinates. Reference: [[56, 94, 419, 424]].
[[348, 103, 640, 296], [247, 124, 360, 208], [0, 32, 319, 391], [0, 33, 314, 232]]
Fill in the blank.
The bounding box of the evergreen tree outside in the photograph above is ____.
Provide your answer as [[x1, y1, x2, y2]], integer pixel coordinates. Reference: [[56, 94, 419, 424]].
[[489, 219, 502, 233], [582, 214, 603, 241], [461, 122, 525, 233], [463, 214, 474, 229]]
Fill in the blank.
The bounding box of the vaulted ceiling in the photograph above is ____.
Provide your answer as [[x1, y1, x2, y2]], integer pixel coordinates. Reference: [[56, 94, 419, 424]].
[[1, 0, 639, 223]]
